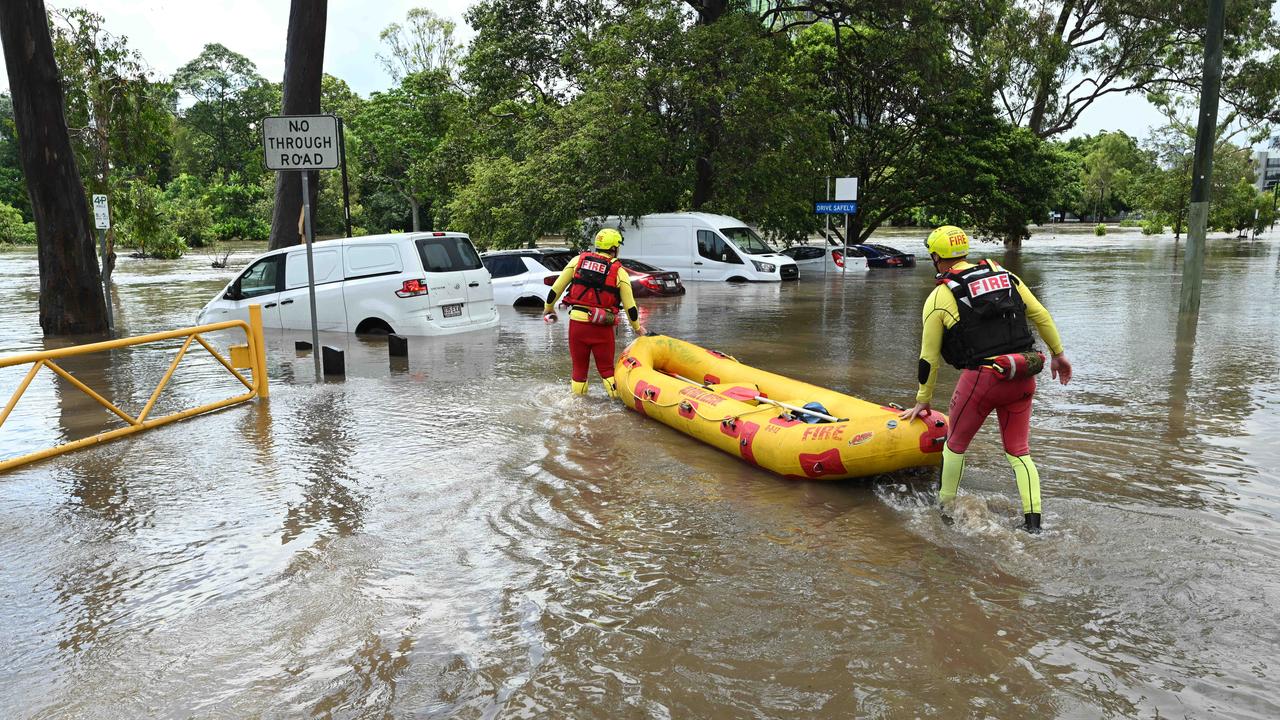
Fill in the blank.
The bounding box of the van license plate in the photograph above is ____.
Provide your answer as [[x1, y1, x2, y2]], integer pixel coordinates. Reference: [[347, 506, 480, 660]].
[[442, 303, 463, 318]]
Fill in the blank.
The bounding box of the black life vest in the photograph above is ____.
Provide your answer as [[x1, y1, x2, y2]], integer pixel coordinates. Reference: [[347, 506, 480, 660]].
[[564, 251, 623, 310], [938, 260, 1035, 369]]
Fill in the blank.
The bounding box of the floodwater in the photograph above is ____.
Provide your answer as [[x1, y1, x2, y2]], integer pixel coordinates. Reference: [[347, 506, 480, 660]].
[[1, 228, 1278, 718]]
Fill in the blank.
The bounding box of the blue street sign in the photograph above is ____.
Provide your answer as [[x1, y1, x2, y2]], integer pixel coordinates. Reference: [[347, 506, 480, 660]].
[[815, 201, 857, 214]]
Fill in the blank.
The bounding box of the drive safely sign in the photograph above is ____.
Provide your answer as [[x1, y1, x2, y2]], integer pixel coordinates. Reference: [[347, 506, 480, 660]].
[[262, 115, 340, 171]]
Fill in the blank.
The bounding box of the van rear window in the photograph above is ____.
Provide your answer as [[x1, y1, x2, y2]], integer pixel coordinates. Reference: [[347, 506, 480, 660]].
[[416, 237, 483, 273]]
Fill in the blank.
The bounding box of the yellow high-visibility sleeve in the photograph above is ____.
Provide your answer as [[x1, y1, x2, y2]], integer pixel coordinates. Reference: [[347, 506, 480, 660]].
[[543, 256, 580, 313]]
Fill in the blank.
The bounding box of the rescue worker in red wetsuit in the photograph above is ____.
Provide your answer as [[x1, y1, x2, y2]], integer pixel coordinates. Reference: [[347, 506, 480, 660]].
[[543, 228, 647, 397], [898, 225, 1073, 534]]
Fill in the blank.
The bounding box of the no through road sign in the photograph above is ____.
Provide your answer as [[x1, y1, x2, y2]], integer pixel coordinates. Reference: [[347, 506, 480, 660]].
[[262, 115, 340, 171]]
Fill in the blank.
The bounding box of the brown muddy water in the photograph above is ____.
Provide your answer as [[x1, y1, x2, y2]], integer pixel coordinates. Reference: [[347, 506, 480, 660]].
[[2, 228, 1278, 718]]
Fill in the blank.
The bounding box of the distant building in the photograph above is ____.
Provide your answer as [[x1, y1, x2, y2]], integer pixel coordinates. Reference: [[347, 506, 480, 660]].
[[1252, 150, 1280, 190]]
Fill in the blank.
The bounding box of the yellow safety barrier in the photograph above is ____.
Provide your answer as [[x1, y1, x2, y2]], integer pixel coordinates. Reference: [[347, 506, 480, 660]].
[[0, 304, 270, 473]]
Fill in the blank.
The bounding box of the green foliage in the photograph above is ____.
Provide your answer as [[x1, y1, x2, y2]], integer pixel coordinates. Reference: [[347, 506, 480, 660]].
[[378, 8, 462, 81], [210, 217, 269, 242], [0, 94, 30, 220], [1094, 223, 1106, 236], [352, 70, 463, 231], [448, 155, 551, 249], [8, 0, 1274, 266], [172, 44, 279, 180], [1070, 131, 1154, 220], [1211, 178, 1261, 235], [160, 181, 216, 247], [957, 124, 1074, 243], [1254, 190, 1277, 233], [1141, 218, 1164, 235], [1131, 105, 1261, 239], [115, 180, 187, 258], [987, 0, 1280, 137], [160, 172, 269, 242], [51, 8, 175, 195], [789, 9, 1043, 244], [0, 201, 37, 244]]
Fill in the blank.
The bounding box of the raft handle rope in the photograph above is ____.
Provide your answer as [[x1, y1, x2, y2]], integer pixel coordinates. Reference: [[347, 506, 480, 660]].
[[668, 372, 848, 423], [624, 375, 789, 423]]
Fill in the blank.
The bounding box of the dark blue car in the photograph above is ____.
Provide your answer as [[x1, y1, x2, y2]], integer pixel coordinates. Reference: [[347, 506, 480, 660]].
[[843, 243, 915, 268]]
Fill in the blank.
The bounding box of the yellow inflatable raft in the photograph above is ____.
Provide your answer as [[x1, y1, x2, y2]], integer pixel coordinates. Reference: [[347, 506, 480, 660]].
[[616, 336, 948, 480]]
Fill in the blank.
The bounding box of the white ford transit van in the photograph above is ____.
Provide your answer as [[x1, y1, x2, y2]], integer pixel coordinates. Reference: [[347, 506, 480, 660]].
[[595, 212, 798, 282], [196, 232, 498, 336]]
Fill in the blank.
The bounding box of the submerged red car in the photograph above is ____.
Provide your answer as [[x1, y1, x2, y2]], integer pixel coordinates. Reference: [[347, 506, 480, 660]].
[[619, 258, 686, 296]]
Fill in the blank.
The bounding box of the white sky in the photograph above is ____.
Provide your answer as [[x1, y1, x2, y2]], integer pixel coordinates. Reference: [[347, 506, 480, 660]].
[[0, 0, 476, 98], [0, 0, 1239, 146]]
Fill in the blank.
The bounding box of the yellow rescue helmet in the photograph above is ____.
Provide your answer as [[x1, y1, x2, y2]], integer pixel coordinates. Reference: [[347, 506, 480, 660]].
[[594, 228, 623, 251], [925, 225, 969, 259]]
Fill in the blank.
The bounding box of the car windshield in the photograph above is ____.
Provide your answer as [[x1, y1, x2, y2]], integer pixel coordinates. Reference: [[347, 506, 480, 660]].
[[867, 244, 900, 254], [619, 258, 660, 272], [720, 227, 776, 255]]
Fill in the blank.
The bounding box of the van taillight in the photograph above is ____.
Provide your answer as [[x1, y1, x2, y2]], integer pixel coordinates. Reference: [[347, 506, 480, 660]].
[[543, 275, 557, 286], [832, 250, 844, 268], [396, 279, 429, 297]]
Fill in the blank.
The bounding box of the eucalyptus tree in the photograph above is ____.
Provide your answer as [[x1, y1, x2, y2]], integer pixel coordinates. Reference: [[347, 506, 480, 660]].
[[172, 43, 279, 180], [982, 0, 1280, 137], [0, 0, 107, 333], [377, 7, 462, 81], [352, 71, 463, 232], [50, 7, 174, 266]]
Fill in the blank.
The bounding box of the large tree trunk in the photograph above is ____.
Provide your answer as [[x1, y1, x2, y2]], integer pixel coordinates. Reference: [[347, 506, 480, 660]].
[[686, 0, 729, 210], [268, 0, 328, 250], [0, 0, 108, 335], [1027, 1, 1075, 138]]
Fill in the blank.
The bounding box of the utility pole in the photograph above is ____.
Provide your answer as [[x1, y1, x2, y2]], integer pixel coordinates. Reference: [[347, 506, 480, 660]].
[[1271, 183, 1277, 231], [1179, 0, 1225, 315]]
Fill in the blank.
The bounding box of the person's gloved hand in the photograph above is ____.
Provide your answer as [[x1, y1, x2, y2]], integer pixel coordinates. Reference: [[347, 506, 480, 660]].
[[543, 311, 557, 324]]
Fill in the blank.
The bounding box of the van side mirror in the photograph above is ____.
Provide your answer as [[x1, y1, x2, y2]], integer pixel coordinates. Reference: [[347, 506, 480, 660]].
[[225, 282, 242, 301]]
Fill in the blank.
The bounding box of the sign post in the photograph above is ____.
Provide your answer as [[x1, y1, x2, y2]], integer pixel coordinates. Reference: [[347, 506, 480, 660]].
[[834, 177, 858, 275], [92, 194, 114, 333], [262, 114, 341, 381], [824, 177, 830, 277]]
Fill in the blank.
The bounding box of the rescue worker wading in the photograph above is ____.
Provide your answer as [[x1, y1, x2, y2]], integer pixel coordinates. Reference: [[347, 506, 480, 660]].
[[899, 225, 1073, 534], [543, 229, 647, 397]]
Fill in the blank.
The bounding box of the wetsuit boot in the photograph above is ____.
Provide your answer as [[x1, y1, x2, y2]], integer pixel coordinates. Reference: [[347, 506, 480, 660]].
[[571, 380, 589, 396], [1006, 453, 1043, 534], [602, 376, 618, 399], [1023, 513, 1042, 534], [938, 445, 965, 524]]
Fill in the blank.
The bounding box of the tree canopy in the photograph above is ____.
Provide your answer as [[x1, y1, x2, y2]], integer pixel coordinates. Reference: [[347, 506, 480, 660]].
[[2, 0, 1277, 261]]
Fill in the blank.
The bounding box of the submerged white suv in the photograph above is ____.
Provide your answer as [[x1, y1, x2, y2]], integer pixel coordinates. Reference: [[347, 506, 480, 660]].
[[480, 248, 577, 306], [196, 232, 498, 336]]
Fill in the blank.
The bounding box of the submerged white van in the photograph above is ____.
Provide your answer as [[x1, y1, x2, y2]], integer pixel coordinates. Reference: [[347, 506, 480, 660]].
[[597, 212, 798, 282], [196, 232, 498, 336]]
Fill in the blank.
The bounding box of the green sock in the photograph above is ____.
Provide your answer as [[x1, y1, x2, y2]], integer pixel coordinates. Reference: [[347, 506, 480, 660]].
[[1006, 453, 1041, 514], [939, 445, 965, 505]]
